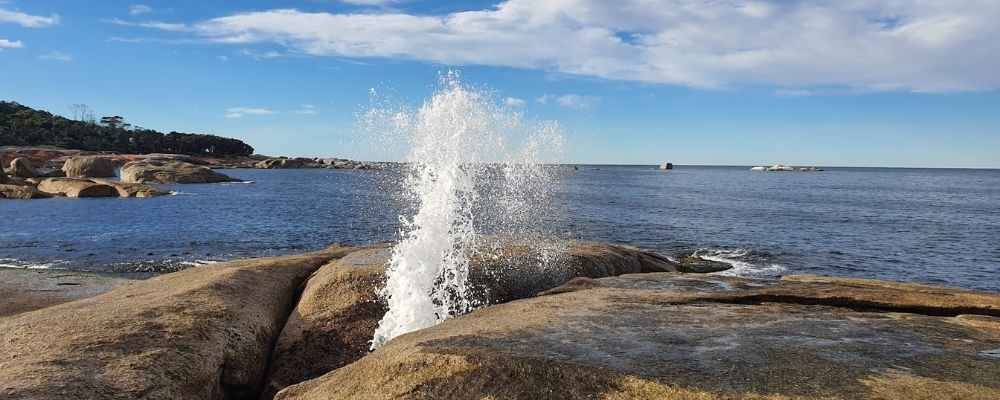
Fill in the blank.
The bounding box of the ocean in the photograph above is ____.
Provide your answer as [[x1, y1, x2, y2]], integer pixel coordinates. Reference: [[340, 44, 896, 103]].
[[2, 165, 998, 292]]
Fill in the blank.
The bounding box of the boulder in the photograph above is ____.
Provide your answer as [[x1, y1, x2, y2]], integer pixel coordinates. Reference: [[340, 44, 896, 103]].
[[8, 157, 36, 178], [0, 245, 358, 400], [259, 241, 680, 398], [36, 177, 118, 198], [276, 273, 1000, 400], [256, 158, 306, 169], [0, 184, 50, 199], [121, 159, 240, 184], [62, 155, 119, 178], [90, 178, 171, 198]]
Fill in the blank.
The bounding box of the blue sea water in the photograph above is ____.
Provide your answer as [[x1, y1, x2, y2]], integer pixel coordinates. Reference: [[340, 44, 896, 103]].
[[2, 166, 999, 292]]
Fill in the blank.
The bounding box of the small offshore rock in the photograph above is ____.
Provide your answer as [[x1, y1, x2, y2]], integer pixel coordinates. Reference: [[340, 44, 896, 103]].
[[676, 255, 732, 273]]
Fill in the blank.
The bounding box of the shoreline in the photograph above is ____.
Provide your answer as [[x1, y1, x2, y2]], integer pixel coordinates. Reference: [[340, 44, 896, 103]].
[[2, 242, 998, 399]]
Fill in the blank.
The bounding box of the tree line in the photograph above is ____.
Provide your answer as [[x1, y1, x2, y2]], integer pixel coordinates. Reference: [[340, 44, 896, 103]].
[[0, 101, 254, 157]]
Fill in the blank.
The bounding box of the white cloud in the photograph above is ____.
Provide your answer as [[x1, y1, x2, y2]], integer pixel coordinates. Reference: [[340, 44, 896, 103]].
[[39, 51, 72, 62], [0, 8, 59, 27], [123, 1, 1000, 92], [224, 107, 276, 118], [104, 18, 190, 32], [129, 5, 153, 16], [504, 97, 526, 107], [536, 94, 600, 110], [217, 55, 229, 62], [239, 48, 284, 60], [555, 94, 600, 110], [294, 104, 318, 115], [0, 38, 23, 49]]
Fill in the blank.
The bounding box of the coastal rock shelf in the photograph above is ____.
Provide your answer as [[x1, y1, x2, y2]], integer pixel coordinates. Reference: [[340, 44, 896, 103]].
[[278, 273, 1000, 400], [260, 241, 679, 398], [1, 243, 998, 400]]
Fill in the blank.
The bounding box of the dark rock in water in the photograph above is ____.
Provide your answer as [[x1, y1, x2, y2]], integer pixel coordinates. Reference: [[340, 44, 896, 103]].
[[258, 241, 678, 399], [62, 155, 119, 178], [8, 157, 36, 178], [121, 159, 240, 184], [0, 245, 357, 400], [276, 273, 1000, 400], [36, 177, 118, 198], [675, 254, 732, 273]]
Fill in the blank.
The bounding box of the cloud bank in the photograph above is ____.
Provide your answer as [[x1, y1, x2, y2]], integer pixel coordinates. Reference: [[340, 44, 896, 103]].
[[127, 0, 1000, 92]]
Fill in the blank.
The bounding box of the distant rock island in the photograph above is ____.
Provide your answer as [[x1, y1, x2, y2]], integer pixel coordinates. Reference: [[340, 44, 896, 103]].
[[0, 148, 384, 200], [752, 164, 824, 172]]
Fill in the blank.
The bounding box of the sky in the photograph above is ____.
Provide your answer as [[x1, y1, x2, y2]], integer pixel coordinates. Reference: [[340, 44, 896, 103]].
[[1, 0, 998, 168]]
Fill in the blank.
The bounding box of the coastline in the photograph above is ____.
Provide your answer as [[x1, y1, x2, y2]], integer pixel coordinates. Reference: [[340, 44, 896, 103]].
[[2, 242, 998, 399]]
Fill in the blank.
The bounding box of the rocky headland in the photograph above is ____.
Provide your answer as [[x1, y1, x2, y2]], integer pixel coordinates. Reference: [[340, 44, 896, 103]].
[[1, 241, 997, 400], [0, 147, 384, 200]]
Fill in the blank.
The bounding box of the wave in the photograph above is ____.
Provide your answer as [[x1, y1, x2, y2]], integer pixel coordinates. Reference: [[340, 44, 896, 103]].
[[693, 248, 787, 278], [0, 258, 69, 270], [178, 259, 220, 267]]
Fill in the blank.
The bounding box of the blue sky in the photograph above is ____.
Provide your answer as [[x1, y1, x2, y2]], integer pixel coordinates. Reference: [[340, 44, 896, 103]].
[[1, 0, 998, 167]]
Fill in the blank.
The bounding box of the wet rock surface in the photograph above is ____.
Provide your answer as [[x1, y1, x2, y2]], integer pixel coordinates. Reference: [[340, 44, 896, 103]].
[[0, 269, 138, 318], [674, 254, 733, 273], [277, 273, 1000, 400]]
